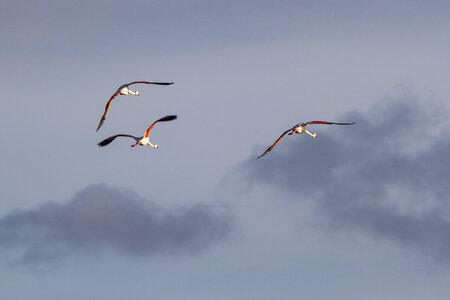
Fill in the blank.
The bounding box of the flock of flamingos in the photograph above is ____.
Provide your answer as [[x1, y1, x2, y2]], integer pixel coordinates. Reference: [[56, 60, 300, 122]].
[[96, 81, 355, 158]]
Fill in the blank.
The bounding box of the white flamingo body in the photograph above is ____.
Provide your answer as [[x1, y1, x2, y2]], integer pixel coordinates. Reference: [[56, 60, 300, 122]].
[[97, 115, 177, 148], [257, 120, 355, 159], [289, 124, 317, 137], [132, 137, 158, 148], [118, 85, 139, 96], [96, 81, 174, 131]]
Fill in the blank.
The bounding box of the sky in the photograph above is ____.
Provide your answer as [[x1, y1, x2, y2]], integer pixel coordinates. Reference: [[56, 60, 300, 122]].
[[1, 0, 450, 299]]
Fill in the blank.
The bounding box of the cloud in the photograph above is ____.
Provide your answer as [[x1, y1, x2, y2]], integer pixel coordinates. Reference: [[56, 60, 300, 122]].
[[0, 184, 233, 263], [241, 99, 450, 261]]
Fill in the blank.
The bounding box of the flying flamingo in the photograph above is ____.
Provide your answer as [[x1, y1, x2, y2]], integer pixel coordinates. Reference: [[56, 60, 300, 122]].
[[257, 121, 355, 159], [98, 115, 177, 148], [96, 81, 174, 131]]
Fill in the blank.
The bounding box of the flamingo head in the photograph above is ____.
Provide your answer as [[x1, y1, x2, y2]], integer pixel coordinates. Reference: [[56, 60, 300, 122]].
[[152, 144, 158, 149]]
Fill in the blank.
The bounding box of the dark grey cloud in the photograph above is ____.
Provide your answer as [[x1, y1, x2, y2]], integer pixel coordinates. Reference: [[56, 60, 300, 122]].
[[0, 184, 233, 263], [242, 99, 450, 261]]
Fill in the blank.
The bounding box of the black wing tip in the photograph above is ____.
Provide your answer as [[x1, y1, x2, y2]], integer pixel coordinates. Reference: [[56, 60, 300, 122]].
[[96, 118, 105, 131], [149, 81, 174, 85], [323, 121, 356, 125], [98, 141, 110, 147], [257, 152, 268, 159], [257, 148, 271, 159], [97, 137, 113, 147], [158, 115, 178, 122]]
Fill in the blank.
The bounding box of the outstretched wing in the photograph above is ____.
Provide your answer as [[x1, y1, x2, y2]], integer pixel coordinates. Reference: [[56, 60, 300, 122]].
[[305, 121, 355, 126], [144, 115, 178, 138], [98, 134, 137, 147], [96, 93, 121, 131], [257, 129, 292, 159], [127, 81, 174, 87]]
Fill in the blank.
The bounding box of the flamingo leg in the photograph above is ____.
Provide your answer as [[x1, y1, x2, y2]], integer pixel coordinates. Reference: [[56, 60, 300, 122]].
[[305, 129, 317, 138], [129, 89, 139, 96]]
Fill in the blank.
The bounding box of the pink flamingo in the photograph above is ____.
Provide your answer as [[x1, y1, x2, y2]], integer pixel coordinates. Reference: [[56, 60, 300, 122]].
[[96, 81, 174, 131], [98, 115, 177, 148], [257, 121, 355, 159]]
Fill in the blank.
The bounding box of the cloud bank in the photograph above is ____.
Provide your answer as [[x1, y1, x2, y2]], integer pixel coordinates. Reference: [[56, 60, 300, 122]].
[[242, 99, 450, 261], [0, 184, 233, 263]]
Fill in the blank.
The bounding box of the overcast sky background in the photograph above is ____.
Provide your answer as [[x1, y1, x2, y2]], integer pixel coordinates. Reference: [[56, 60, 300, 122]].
[[1, 0, 450, 299]]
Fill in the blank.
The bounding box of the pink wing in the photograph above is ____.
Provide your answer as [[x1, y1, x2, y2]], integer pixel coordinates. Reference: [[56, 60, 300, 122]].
[[144, 115, 178, 138], [257, 129, 292, 159], [96, 92, 122, 131]]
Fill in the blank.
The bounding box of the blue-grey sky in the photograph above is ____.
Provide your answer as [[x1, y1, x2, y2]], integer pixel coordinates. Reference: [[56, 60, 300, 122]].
[[1, 1, 450, 299]]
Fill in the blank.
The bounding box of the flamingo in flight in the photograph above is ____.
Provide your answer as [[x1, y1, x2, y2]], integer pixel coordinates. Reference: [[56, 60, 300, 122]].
[[96, 81, 174, 131], [98, 115, 177, 148], [257, 121, 355, 159]]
